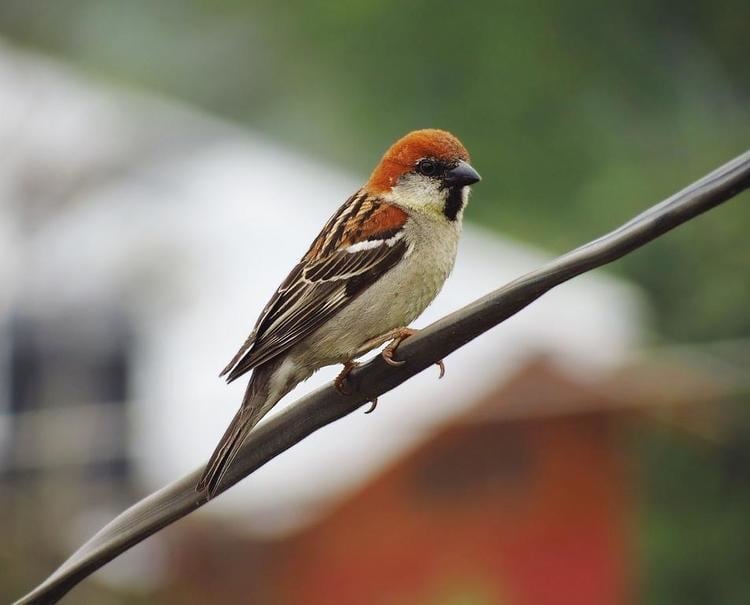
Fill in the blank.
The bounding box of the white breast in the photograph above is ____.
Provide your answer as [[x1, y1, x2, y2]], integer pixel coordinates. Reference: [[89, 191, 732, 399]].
[[301, 213, 461, 368]]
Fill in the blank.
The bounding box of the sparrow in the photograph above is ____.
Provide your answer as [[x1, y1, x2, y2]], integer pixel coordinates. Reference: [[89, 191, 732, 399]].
[[197, 129, 480, 497]]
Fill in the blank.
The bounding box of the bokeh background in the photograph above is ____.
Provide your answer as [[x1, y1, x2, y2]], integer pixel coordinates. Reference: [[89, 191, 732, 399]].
[[1, 2, 749, 604]]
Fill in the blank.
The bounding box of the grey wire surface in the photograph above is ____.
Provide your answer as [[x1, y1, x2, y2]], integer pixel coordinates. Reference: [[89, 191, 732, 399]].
[[16, 149, 750, 604]]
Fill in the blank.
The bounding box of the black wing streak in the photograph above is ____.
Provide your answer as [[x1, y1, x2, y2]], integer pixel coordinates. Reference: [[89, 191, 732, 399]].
[[223, 238, 407, 382], [220, 264, 303, 377]]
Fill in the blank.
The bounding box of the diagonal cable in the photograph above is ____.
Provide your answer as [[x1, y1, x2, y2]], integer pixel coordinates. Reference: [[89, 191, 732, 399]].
[[15, 149, 750, 605]]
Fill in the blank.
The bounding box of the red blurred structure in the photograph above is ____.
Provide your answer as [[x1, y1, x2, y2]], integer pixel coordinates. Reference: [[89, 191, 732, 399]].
[[165, 357, 723, 605]]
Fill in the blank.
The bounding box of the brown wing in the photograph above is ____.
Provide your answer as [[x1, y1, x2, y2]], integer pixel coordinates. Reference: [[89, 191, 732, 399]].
[[221, 193, 409, 383]]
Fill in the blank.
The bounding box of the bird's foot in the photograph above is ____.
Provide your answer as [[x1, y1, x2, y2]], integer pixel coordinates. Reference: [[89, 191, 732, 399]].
[[334, 360, 361, 395], [335, 360, 379, 414], [381, 327, 445, 379], [381, 327, 416, 366]]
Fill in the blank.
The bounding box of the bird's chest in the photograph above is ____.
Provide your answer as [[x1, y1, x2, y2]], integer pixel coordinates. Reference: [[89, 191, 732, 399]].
[[303, 217, 460, 365], [363, 218, 459, 331]]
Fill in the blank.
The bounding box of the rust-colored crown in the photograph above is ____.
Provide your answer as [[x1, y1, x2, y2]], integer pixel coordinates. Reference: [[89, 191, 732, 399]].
[[367, 129, 470, 193]]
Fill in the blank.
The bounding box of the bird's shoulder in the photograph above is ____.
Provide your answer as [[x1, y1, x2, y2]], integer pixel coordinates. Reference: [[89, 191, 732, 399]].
[[303, 190, 410, 262], [220, 190, 411, 381]]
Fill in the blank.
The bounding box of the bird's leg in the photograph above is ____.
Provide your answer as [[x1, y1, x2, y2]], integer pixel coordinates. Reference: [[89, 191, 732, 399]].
[[334, 360, 360, 396], [335, 360, 379, 414], [380, 327, 417, 366], [372, 327, 446, 378], [346, 327, 443, 415]]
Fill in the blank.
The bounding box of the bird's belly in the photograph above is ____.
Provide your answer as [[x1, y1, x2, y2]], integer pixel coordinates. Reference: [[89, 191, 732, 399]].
[[301, 227, 458, 368]]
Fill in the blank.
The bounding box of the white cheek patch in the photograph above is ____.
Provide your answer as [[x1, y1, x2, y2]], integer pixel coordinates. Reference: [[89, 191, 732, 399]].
[[386, 175, 446, 214]]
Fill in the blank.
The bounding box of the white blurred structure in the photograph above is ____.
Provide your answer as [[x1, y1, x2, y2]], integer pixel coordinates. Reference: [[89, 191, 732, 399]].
[[0, 40, 645, 537]]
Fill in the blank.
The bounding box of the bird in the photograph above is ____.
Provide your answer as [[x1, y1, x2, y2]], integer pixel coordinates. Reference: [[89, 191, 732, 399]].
[[197, 128, 481, 497]]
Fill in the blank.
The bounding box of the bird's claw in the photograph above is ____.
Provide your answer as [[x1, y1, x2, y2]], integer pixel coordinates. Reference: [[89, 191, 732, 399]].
[[380, 327, 416, 367], [381, 328, 445, 379], [364, 397, 378, 414], [381, 347, 407, 367], [335, 361, 378, 414], [435, 359, 446, 379], [334, 360, 360, 396], [352, 328, 444, 416]]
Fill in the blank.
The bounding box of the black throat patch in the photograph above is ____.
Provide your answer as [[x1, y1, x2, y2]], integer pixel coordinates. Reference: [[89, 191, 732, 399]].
[[443, 187, 464, 221]]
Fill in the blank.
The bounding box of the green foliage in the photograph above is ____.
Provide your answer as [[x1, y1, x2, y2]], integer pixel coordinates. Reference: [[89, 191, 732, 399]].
[[0, 2, 748, 603], [5, 0, 747, 342], [638, 396, 750, 605], [1, 1, 748, 343]]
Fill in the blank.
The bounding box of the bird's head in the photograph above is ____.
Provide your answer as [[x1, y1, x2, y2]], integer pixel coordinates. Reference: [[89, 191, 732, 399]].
[[366, 129, 481, 221]]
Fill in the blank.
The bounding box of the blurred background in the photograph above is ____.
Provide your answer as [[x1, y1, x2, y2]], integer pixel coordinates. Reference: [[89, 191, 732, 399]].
[[1, 2, 749, 604]]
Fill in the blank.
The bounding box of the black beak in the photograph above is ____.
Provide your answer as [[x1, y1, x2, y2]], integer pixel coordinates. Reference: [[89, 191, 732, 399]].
[[444, 160, 481, 187]]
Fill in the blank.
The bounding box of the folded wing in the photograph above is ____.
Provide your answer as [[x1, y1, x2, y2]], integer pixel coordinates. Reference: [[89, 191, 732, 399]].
[[221, 195, 409, 382]]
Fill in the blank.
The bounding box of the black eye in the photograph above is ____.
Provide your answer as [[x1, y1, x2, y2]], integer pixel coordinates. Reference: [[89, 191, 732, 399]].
[[417, 158, 438, 177]]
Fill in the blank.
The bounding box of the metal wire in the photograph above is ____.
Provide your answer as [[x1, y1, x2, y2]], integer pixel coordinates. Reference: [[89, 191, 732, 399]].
[[16, 148, 750, 605]]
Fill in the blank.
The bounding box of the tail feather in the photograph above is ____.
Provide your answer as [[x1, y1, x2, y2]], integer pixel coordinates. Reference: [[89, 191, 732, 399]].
[[197, 376, 272, 497], [198, 357, 298, 498], [196, 406, 259, 497]]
